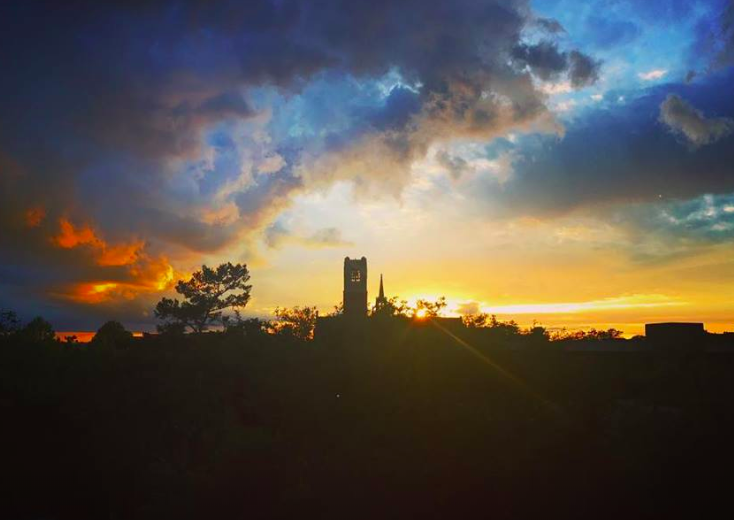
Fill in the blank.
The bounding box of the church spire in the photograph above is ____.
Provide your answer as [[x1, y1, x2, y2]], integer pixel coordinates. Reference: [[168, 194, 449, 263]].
[[375, 273, 388, 311]]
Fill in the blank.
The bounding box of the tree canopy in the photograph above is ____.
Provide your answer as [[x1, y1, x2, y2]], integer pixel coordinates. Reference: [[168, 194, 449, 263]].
[[271, 306, 319, 341], [0, 309, 20, 337], [155, 263, 252, 333], [21, 316, 55, 343], [92, 320, 133, 349]]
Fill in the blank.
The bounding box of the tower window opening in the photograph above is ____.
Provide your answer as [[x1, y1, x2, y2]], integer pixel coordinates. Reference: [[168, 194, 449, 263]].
[[350, 270, 361, 283]]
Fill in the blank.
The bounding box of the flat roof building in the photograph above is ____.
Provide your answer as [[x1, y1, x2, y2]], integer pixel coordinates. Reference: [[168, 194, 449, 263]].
[[645, 322, 705, 350]]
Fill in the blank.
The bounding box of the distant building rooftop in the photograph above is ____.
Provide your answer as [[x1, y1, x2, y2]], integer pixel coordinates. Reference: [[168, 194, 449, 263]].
[[645, 323, 705, 349]]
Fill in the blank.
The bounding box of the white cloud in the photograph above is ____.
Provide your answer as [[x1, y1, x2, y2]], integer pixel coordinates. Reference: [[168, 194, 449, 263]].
[[539, 80, 573, 95], [554, 99, 577, 113], [638, 69, 668, 81]]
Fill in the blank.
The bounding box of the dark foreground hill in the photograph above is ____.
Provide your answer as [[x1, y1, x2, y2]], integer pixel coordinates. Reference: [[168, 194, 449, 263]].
[[2, 321, 734, 519]]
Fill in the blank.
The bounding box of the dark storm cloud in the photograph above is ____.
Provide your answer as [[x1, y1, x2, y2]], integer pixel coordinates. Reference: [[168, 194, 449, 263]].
[[0, 0, 566, 235], [567, 51, 602, 88], [476, 70, 734, 218], [367, 87, 423, 131], [511, 42, 601, 86], [534, 17, 566, 34], [512, 42, 569, 81], [659, 94, 734, 147]]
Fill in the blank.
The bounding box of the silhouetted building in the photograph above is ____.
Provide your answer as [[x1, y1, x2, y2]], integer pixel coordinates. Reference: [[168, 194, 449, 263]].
[[645, 322, 705, 343], [343, 256, 368, 317], [375, 274, 388, 311], [646, 322, 705, 354], [414, 316, 465, 332]]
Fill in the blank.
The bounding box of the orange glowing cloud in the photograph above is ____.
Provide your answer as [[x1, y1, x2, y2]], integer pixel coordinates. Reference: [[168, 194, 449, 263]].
[[50, 218, 178, 304], [97, 241, 144, 266], [68, 282, 124, 304], [54, 218, 100, 249], [62, 255, 178, 304], [53, 218, 144, 266], [25, 206, 46, 227]]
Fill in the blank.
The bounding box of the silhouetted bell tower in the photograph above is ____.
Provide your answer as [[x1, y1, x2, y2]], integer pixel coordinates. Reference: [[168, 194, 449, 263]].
[[343, 257, 367, 317]]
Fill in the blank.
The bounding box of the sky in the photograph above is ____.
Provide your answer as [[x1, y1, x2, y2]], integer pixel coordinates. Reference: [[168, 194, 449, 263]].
[[1, 0, 734, 335]]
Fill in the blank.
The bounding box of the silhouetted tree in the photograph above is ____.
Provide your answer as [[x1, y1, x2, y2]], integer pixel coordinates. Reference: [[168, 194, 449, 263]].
[[372, 296, 411, 318], [271, 306, 318, 340], [549, 328, 574, 341], [223, 310, 268, 337], [241, 318, 269, 337], [525, 325, 549, 340], [463, 313, 521, 336], [552, 328, 624, 341], [0, 309, 20, 337], [329, 302, 344, 316], [413, 297, 447, 318], [462, 312, 490, 328], [64, 335, 79, 345], [92, 320, 133, 349], [488, 314, 520, 336], [21, 316, 55, 343], [157, 321, 186, 337], [588, 328, 624, 340], [155, 263, 252, 333]]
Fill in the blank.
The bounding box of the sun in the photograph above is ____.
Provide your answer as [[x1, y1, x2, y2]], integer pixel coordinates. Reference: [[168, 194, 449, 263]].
[[415, 309, 427, 319]]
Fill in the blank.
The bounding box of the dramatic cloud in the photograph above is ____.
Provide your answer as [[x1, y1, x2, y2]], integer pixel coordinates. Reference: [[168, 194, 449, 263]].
[[567, 51, 602, 88], [660, 94, 734, 147], [609, 193, 734, 262], [463, 72, 734, 218], [1, 0, 582, 269], [632, 193, 734, 244], [512, 41, 572, 81], [512, 42, 601, 87], [264, 221, 352, 249]]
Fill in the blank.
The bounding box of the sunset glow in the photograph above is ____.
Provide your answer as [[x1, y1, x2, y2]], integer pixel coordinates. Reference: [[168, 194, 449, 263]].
[[6, 4, 734, 517], [0, 0, 732, 336]]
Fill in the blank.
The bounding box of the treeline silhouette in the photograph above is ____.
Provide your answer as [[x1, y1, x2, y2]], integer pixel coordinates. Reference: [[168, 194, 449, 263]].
[[2, 265, 734, 518]]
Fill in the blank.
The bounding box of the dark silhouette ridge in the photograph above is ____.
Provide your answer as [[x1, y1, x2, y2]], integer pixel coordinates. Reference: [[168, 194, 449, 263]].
[[3, 314, 734, 519], [2, 260, 734, 519]]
